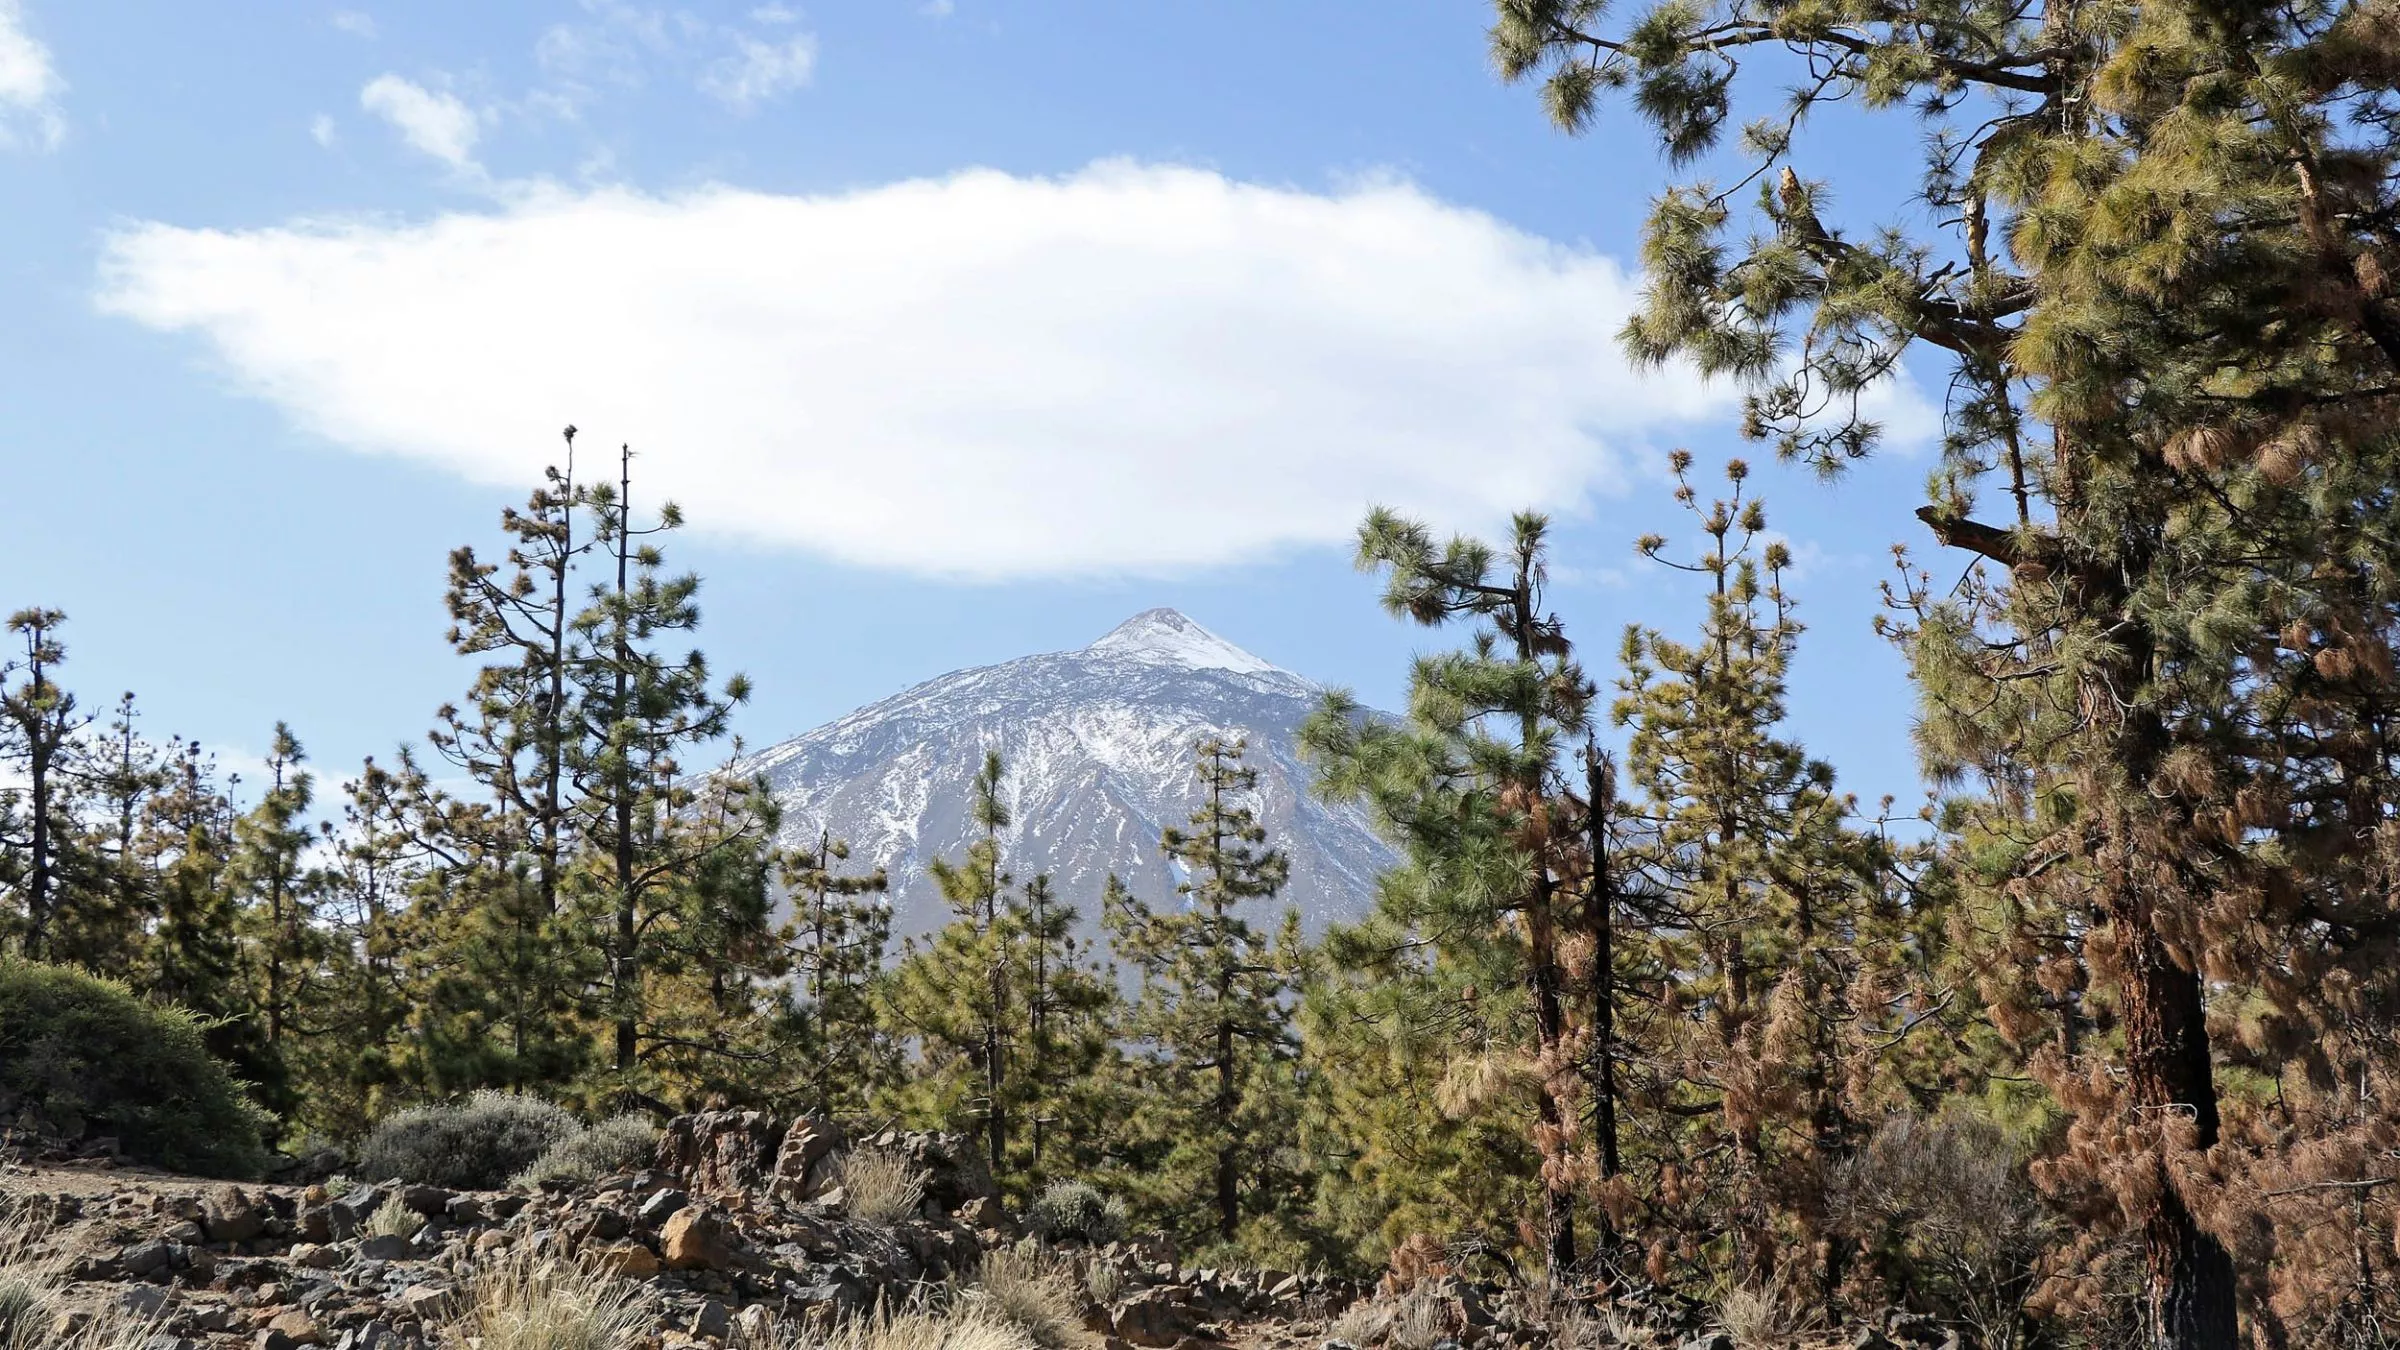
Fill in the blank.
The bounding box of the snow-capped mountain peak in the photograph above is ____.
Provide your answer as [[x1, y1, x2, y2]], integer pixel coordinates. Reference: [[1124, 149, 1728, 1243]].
[[1086, 607, 1283, 677], [739, 609, 1393, 951]]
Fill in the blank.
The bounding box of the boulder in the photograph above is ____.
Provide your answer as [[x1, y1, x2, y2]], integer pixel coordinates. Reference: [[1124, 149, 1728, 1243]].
[[1111, 1287, 1202, 1348], [772, 1117, 844, 1198], [264, 1309, 323, 1348], [594, 1243, 663, 1278], [655, 1111, 783, 1198], [661, 1207, 732, 1271], [638, 1188, 690, 1226], [356, 1235, 413, 1262], [398, 1185, 451, 1217], [202, 1188, 267, 1244]]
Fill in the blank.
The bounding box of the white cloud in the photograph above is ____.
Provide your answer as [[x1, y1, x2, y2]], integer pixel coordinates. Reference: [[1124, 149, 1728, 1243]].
[[93, 163, 1826, 580], [920, 0, 955, 15], [359, 74, 479, 170], [700, 33, 815, 111], [0, 0, 65, 152], [331, 9, 378, 38], [310, 113, 337, 147]]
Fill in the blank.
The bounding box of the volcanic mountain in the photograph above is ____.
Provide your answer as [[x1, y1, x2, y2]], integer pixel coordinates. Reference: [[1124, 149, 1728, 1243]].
[[738, 609, 1395, 948]]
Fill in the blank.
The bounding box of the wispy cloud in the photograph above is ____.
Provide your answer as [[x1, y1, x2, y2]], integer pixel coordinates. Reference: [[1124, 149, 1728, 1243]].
[[92, 163, 1901, 581], [699, 32, 815, 111], [310, 113, 337, 147], [359, 74, 479, 170], [537, 0, 818, 116], [330, 9, 378, 39], [0, 0, 65, 152]]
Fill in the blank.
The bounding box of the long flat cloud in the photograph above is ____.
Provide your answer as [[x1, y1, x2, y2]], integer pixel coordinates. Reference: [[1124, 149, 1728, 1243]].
[[97, 162, 1739, 579]]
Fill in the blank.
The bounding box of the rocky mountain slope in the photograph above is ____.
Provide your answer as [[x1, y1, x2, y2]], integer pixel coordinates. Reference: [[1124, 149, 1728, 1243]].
[[737, 609, 1396, 948]]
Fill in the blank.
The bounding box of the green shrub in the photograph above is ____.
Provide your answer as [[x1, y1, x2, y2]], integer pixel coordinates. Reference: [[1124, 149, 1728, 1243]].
[[1025, 1181, 1126, 1246], [511, 1114, 659, 1189], [0, 959, 268, 1178], [358, 1090, 580, 1190]]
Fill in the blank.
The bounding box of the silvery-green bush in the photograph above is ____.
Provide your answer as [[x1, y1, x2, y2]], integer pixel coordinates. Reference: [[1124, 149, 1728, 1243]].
[[358, 1091, 580, 1190]]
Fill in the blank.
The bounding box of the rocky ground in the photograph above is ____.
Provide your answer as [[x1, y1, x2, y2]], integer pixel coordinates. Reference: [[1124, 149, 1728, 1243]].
[[0, 1110, 1369, 1350], [1, 1111, 1963, 1350]]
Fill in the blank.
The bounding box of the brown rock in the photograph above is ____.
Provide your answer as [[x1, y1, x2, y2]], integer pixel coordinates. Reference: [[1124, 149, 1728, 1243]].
[[265, 1309, 322, 1347], [654, 1111, 782, 1198], [294, 1206, 332, 1244], [396, 1284, 451, 1321], [772, 1116, 843, 1198], [1111, 1287, 1201, 1348], [593, 1242, 662, 1277], [203, 1187, 267, 1244], [661, 1206, 732, 1271]]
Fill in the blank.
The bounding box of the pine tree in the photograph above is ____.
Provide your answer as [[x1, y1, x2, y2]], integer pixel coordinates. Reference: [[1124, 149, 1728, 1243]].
[[140, 740, 275, 1101], [0, 608, 88, 959], [918, 748, 1014, 1171], [436, 427, 590, 924], [422, 439, 599, 1090], [232, 724, 321, 1050], [1486, 0, 2400, 1336], [1008, 870, 1117, 1191], [53, 692, 167, 979], [886, 750, 1120, 1194], [779, 829, 893, 1117], [305, 755, 427, 1138], [1108, 738, 1305, 1254], [1610, 458, 1925, 1294], [566, 442, 763, 1097], [1303, 510, 1597, 1275]]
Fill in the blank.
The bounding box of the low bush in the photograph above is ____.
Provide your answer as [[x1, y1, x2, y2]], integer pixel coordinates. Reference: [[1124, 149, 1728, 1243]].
[[512, 1114, 659, 1189], [0, 959, 268, 1178], [357, 1090, 580, 1190], [1024, 1180, 1127, 1246]]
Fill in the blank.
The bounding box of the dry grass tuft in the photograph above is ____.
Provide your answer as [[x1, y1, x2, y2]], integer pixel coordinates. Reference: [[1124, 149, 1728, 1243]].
[[1715, 1281, 1816, 1349], [0, 1200, 163, 1350], [831, 1146, 928, 1226], [368, 1191, 425, 1240], [967, 1243, 1099, 1350], [775, 1301, 1039, 1350], [1327, 1283, 1451, 1350], [455, 1249, 651, 1350]]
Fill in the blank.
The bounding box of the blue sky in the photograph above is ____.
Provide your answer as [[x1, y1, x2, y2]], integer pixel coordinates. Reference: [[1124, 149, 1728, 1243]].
[[1, 0, 1947, 816]]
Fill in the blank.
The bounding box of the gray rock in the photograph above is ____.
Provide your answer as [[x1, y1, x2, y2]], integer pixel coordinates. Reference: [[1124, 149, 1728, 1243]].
[[356, 1235, 413, 1262], [121, 1241, 174, 1277], [637, 1188, 689, 1226], [1682, 1336, 1737, 1350], [398, 1186, 451, 1218]]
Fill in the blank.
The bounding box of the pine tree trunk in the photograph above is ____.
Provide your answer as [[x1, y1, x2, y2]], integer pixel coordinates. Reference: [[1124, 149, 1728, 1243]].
[[2086, 564, 2236, 1350], [2114, 878, 2237, 1350], [1586, 748, 1621, 1264], [25, 667, 52, 961]]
